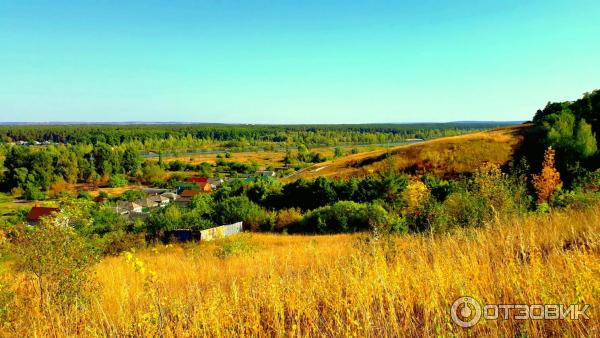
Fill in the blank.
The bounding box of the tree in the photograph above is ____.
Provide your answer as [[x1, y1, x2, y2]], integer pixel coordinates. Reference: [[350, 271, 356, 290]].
[[574, 119, 597, 158], [213, 196, 262, 225], [12, 221, 96, 310], [334, 147, 343, 158], [533, 147, 562, 204], [142, 163, 165, 184], [108, 174, 128, 188], [93, 143, 120, 177], [403, 177, 430, 212], [146, 204, 183, 238], [121, 146, 142, 176]]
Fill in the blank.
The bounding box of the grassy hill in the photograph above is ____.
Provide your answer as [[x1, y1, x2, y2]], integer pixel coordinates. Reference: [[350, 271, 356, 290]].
[[10, 205, 597, 336], [286, 124, 531, 181]]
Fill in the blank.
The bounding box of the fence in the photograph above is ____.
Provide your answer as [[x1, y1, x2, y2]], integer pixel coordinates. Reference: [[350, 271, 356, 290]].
[[200, 221, 243, 241]]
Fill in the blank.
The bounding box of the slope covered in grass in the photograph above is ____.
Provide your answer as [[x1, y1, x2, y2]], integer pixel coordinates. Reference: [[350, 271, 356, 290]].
[[7, 205, 599, 336], [286, 124, 530, 181]]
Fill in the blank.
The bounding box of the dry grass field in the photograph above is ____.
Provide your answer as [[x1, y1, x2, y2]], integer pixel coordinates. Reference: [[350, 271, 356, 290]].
[[6, 204, 599, 337], [150, 144, 385, 167], [286, 125, 530, 181]]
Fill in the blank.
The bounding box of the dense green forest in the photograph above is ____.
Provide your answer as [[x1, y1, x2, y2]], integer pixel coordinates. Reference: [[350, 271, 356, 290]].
[[0, 122, 513, 151], [531, 90, 599, 183]]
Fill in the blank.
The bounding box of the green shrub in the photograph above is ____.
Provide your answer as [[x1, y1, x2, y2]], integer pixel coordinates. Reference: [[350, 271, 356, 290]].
[[78, 191, 93, 200], [11, 221, 97, 310], [213, 196, 263, 227], [551, 188, 600, 210], [213, 234, 256, 259], [297, 201, 392, 234], [108, 174, 128, 188]]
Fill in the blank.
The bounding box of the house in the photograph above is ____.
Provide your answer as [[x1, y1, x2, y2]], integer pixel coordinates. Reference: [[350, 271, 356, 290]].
[[180, 189, 202, 199], [208, 177, 224, 188], [136, 198, 159, 209], [185, 177, 212, 192], [141, 188, 168, 196], [115, 201, 143, 215], [150, 195, 170, 207], [198, 181, 212, 193], [176, 189, 201, 208], [160, 192, 179, 201], [26, 206, 60, 225], [186, 177, 208, 184]]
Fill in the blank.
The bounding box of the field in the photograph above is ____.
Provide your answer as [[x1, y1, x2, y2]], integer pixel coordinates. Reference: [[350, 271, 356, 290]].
[[287, 125, 529, 181], [0, 193, 39, 220], [7, 205, 598, 337], [147, 144, 386, 167]]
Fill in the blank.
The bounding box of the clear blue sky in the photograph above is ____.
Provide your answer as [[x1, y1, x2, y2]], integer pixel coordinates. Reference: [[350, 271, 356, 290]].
[[1, 0, 599, 123]]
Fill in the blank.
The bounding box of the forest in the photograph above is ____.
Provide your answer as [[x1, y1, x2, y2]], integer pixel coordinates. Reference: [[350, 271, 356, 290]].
[[0, 122, 511, 150]]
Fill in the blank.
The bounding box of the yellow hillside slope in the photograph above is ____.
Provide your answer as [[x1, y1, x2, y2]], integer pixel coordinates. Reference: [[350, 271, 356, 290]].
[[287, 124, 530, 181]]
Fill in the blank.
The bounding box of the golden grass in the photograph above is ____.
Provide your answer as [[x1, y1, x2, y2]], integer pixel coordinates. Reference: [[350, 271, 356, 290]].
[[286, 125, 530, 181], [149, 145, 386, 167], [5, 205, 599, 337]]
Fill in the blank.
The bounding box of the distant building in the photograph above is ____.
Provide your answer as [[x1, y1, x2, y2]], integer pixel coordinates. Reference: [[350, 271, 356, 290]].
[[184, 177, 213, 192], [150, 195, 170, 207], [136, 198, 159, 209], [208, 177, 224, 188], [140, 188, 168, 196], [180, 189, 202, 199], [186, 177, 208, 184], [115, 201, 143, 215], [198, 181, 212, 193], [26, 206, 60, 225], [160, 192, 179, 201]]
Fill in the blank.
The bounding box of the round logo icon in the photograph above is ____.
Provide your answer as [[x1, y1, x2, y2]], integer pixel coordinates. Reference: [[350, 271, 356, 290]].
[[451, 296, 482, 328]]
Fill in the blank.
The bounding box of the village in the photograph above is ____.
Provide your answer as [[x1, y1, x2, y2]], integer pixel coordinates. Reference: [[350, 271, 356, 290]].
[[23, 169, 277, 241]]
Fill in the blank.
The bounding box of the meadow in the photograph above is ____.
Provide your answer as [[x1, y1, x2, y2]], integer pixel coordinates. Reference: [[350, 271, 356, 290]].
[[289, 125, 528, 181], [4, 205, 598, 337]]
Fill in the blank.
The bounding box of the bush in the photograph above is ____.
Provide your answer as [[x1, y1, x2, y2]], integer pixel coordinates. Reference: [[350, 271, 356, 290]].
[[213, 196, 263, 228], [120, 189, 145, 201], [213, 234, 256, 259], [23, 183, 46, 201], [108, 174, 128, 188], [275, 208, 303, 232], [297, 201, 390, 234], [551, 188, 600, 210], [11, 221, 97, 310], [78, 191, 93, 200]]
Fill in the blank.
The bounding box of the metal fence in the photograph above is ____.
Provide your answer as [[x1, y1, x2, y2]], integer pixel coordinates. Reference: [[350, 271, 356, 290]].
[[200, 221, 243, 241]]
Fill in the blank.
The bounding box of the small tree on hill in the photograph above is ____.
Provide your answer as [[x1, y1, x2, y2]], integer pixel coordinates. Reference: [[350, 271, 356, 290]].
[[533, 147, 562, 204]]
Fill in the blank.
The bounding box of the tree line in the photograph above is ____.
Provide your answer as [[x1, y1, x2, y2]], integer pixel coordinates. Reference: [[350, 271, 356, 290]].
[[0, 123, 508, 151], [532, 90, 599, 185]]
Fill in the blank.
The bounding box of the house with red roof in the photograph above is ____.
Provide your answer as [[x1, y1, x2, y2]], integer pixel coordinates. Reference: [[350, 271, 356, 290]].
[[184, 177, 212, 193], [26, 206, 60, 225], [186, 177, 208, 184], [180, 189, 201, 198]]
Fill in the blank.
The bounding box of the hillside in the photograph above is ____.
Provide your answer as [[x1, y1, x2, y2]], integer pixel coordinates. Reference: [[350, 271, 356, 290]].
[[286, 124, 531, 181]]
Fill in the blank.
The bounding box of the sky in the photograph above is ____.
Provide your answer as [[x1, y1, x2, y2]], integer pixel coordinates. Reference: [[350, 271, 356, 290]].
[[0, 0, 599, 124]]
